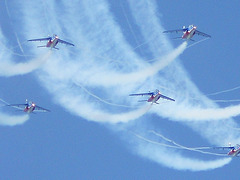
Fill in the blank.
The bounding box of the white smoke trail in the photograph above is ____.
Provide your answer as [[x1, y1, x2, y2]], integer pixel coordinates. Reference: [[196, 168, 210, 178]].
[[149, 130, 227, 156], [206, 85, 240, 96], [132, 131, 226, 156], [0, 51, 52, 77], [132, 131, 231, 171], [0, 98, 9, 106], [212, 99, 240, 103], [43, 81, 152, 123], [0, 111, 29, 126], [0, 98, 29, 126], [73, 81, 136, 108], [127, 0, 240, 169], [186, 37, 211, 49], [128, 0, 240, 127], [139, 145, 232, 171], [0, 40, 31, 57], [13, 0, 239, 171], [74, 41, 187, 87], [0, 26, 52, 77], [4, 0, 25, 54], [152, 102, 240, 121]]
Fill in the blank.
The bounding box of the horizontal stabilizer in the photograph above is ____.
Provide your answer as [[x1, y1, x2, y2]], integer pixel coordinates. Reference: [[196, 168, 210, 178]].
[[138, 100, 148, 102], [37, 45, 46, 48]]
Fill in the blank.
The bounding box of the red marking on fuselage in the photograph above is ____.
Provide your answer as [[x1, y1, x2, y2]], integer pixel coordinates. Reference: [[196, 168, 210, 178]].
[[46, 37, 59, 48], [148, 96, 154, 102], [46, 41, 52, 47], [23, 104, 35, 113], [148, 94, 161, 103], [182, 26, 197, 40], [228, 148, 240, 156], [24, 107, 29, 112]]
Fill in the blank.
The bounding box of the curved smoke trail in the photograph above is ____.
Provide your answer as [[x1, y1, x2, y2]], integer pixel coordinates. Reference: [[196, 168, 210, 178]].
[[0, 111, 29, 126], [6, 0, 239, 170], [0, 27, 52, 77], [0, 50, 52, 77], [131, 131, 231, 171], [0, 98, 29, 126]]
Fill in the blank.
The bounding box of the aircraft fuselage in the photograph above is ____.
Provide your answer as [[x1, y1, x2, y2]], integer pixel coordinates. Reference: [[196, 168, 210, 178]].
[[228, 148, 240, 156], [147, 93, 161, 103], [182, 26, 197, 40], [24, 103, 36, 113], [46, 37, 59, 48]]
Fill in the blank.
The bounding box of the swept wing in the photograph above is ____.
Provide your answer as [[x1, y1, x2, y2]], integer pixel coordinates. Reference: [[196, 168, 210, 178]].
[[195, 30, 211, 38], [58, 39, 75, 46], [163, 28, 187, 34], [34, 105, 51, 112], [129, 92, 154, 96], [7, 104, 27, 110], [213, 146, 235, 150], [28, 37, 51, 42], [160, 94, 175, 102]]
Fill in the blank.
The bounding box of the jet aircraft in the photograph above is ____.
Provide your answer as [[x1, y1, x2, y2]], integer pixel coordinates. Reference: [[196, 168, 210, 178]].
[[28, 34, 74, 49], [214, 144, 240, 157], [163, 25, 211, 41], [8, 99, 50, 113], [129, 89, 175, 104]]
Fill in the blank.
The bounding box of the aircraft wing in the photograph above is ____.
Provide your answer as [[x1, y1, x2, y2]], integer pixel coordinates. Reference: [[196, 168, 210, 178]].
[[160, 94, 175, 101], [163, 28, 187, 34], [28, 37, 51, 42], [34, 105, 50, 112], [138, 100, 148, 102], [7, 104, 27, 110], [213, 146, 235, 150], [194, 30, 211, 38], [58, 39, 75, 46], [129, 92, 154, 96]]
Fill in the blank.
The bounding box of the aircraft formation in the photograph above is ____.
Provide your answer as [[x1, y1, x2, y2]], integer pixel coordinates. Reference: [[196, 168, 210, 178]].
[[161, 25, 238, 157], [4, 25, 238, 157], [4, 34, 74, 114]]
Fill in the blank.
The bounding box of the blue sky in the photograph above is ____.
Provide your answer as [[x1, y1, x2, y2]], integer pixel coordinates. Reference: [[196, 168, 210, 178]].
[[1, 0, 240, 179]]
